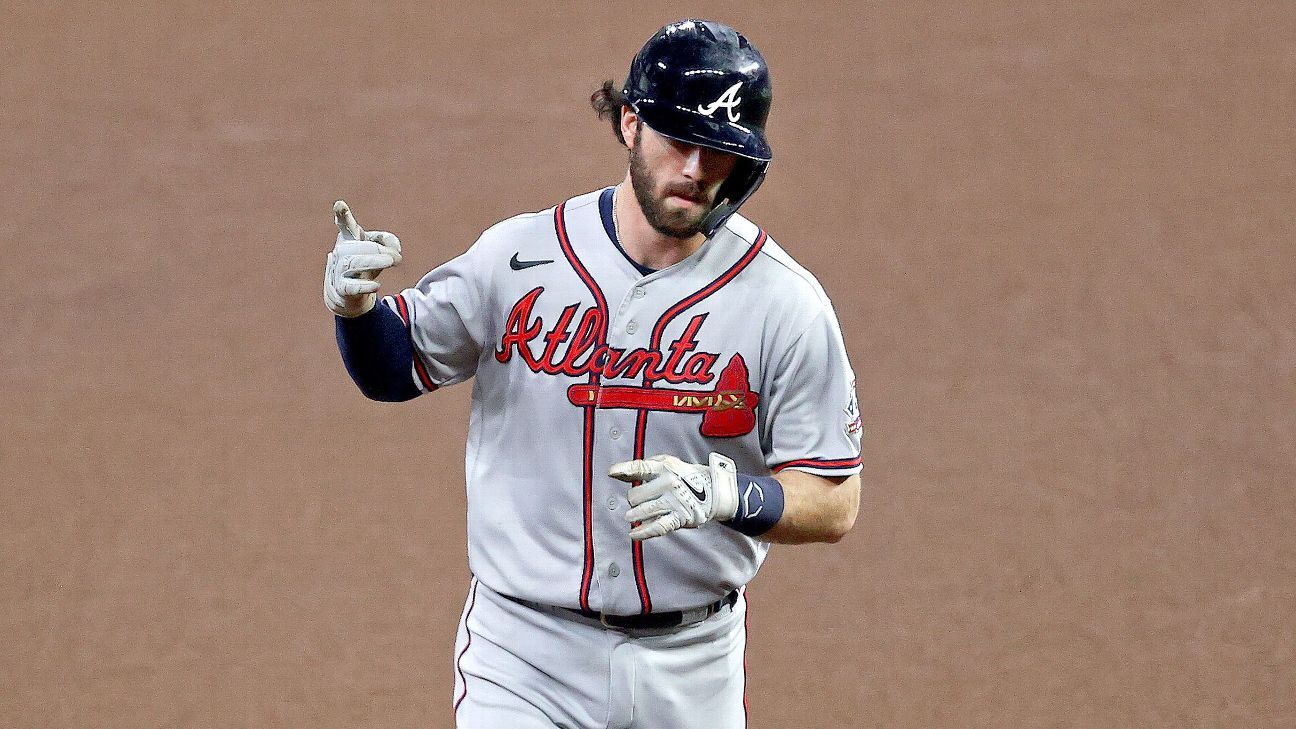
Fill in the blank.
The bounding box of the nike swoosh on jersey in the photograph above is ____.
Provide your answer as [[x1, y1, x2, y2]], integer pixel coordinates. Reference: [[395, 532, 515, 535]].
[[510, 253, 554, 270]]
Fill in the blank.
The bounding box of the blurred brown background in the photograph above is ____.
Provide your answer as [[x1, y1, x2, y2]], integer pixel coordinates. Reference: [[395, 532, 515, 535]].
[[3, 1, 1293, 727]]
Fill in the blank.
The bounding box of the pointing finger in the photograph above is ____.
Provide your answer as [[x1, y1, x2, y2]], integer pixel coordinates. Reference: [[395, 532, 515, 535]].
[[608, 459, 665, 482], [334, 200, 365, 240]]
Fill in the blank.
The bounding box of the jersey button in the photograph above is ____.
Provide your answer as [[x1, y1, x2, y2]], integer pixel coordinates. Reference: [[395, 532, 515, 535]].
[[608, 563, 621, 578], [633, 287, 646, 299], [610, 427, 621, 439], [607, 496, 618, 510], [626, 321, 639, 334]]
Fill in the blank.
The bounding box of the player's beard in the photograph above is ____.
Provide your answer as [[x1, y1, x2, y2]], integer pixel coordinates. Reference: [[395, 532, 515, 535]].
[[628, 125, 713, 239]]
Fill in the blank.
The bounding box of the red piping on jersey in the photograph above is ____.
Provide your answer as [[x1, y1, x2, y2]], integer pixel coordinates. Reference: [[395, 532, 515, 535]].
[[772, 455, 862, 472], [630, 228, 768, 614], [453, 578, 480, 714], [554, 200, 609, 613], [390, 294, 438, 392]]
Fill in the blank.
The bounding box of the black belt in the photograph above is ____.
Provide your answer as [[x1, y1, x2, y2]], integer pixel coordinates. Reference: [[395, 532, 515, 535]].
[[506, 590, 739, 631]]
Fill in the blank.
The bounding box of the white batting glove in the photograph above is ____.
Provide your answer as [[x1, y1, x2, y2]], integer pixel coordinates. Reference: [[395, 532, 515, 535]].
[[324, 200, 403, 318], [608, 453, 740, 541]]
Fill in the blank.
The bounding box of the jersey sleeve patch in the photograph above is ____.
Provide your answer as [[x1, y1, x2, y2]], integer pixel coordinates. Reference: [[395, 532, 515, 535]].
[[844, 379, 863, 445]]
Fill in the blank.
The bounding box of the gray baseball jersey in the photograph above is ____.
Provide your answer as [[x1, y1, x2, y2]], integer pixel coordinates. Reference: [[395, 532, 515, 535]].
[[383, 187, 862, 615]]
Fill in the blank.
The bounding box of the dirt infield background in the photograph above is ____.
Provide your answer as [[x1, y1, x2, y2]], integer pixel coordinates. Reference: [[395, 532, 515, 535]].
[[3, 2, 1293, 727]]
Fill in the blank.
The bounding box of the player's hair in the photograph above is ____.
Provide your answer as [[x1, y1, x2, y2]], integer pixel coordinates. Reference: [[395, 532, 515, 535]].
[[591, 80, 629, 146]]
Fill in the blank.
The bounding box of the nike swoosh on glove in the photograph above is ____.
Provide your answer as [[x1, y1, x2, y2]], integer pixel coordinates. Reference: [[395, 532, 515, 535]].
[[608, 453, 740, 541]]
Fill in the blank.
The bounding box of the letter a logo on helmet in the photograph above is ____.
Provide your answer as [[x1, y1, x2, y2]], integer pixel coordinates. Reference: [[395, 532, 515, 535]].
[[697, 82, 744, 122]]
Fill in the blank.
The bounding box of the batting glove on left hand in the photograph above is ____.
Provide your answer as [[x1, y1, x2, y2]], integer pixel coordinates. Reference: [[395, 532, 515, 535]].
[[608, 453, 740, 541]]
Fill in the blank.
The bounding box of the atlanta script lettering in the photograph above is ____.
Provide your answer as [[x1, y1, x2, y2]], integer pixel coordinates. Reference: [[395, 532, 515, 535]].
[[494, 287, 719, 384]]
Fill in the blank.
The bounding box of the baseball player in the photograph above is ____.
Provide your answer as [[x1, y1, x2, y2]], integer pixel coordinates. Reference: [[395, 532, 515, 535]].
[[324, 19, 862, 729]]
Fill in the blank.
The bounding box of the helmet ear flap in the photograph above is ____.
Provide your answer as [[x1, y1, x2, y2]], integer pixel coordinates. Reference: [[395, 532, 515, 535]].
[[701, 159, 768, 236]]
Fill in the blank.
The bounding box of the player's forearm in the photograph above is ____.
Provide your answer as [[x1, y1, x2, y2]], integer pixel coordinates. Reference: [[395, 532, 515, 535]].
[[760, 470, 860, 544], [334, 303, 422, 402]]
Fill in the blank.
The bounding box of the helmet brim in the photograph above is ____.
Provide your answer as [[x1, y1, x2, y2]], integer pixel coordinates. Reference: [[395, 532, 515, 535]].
[[634, 100, 772, 162]]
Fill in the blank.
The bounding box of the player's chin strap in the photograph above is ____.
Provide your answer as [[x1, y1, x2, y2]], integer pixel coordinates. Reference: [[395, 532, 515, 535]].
[[701, 158, 769, 237]]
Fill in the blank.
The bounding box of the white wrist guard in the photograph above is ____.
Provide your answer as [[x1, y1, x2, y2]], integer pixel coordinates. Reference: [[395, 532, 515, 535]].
[[708, 452, 740, 521]]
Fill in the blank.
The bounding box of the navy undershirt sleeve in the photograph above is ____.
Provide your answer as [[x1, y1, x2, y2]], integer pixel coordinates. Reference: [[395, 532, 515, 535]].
[[334, 303, 422, 402]]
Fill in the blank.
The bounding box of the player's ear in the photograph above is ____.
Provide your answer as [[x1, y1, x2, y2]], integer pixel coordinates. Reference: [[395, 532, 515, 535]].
[[620, 107, 639, 149]]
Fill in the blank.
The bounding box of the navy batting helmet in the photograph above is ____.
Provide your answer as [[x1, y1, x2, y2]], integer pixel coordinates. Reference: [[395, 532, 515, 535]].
[[622, 19, 773, 236]]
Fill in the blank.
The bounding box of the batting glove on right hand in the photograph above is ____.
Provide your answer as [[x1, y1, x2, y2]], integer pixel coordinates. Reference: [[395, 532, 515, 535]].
[[608, 453, 740, 541], [324, 200, 403, 318]]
